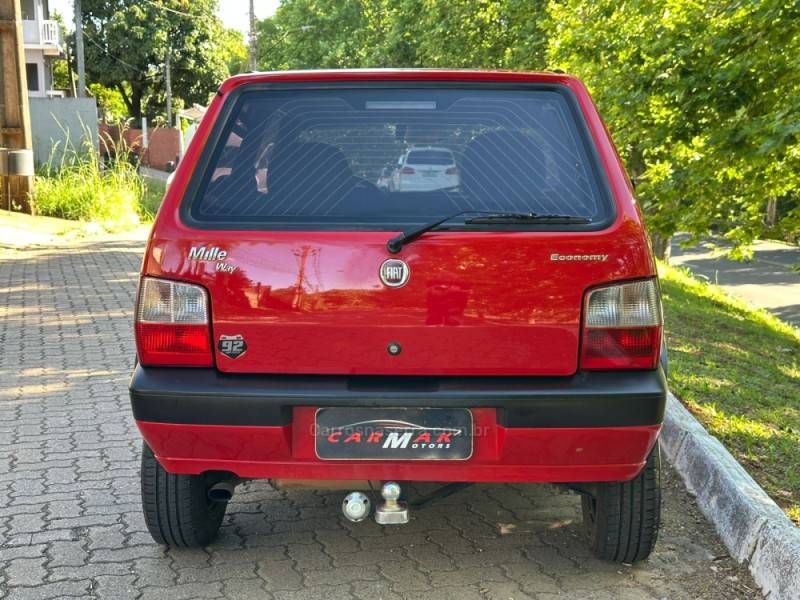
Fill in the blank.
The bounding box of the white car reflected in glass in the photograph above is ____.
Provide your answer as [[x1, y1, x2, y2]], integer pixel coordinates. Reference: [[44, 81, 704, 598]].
[[390, 147, 459, 192]]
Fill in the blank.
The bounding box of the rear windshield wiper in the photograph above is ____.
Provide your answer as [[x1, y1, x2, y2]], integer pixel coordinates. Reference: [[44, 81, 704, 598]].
[[464, 213, 591, 225], [387, 210, 488, 254], [386, 211, 591, 254]]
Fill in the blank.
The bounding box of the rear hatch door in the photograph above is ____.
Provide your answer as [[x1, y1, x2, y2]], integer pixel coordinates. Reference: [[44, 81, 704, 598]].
[[163, 83, 647, 375]]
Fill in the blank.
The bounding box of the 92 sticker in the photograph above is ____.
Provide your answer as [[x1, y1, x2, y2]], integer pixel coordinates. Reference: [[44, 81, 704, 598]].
[[219, 334, 247, 359]]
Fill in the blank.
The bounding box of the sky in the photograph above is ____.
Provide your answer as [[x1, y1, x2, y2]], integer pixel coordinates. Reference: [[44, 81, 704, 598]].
[[49, 0, 281, 35]]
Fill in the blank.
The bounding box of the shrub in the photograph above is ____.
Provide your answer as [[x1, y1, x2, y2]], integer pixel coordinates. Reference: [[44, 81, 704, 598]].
[[34, 131, 146, 231]]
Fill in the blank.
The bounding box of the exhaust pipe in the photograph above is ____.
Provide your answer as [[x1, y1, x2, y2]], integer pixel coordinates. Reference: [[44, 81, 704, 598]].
[[207, 481, 237, 503]]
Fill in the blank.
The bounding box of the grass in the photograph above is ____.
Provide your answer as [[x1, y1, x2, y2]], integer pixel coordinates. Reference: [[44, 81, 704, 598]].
[[139, 179, 167, 221], [33, 130, 166, 230], [660, 262, 800, 525]]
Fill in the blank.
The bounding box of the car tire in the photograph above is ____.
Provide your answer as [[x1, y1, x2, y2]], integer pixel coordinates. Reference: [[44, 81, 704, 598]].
[[581, 444, 661, 563], [140, 443, 227, 547]]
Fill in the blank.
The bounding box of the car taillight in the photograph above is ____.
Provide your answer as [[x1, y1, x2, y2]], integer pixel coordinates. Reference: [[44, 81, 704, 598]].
[[580, 279, 662, 370], [135, 277, 212, 367], [445, 166, 458, 175], [401, 166, 416, 174]]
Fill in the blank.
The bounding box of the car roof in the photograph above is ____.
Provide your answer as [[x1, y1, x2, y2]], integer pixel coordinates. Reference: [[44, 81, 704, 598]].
[[218, 69, 580, 95]]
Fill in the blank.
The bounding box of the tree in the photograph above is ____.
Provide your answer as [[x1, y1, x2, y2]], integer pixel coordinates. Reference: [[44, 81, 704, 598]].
[[405, 0, 548, 69], [252, 0, 800, 253], [256, 0, 385, 70], [52, 19, 128, 123], [256, 0, 548, 71], [88, 83, 129, 122], [80, 0, 230, 121], [220, 28, 248, 77], [547, 0, 800, 256]]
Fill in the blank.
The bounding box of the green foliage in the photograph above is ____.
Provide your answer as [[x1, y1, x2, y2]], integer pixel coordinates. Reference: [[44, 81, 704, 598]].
[[406, 0, 548, 69], [660, 262, 800, 524], [255, 0, 800, 251], [140, 179, 168, 221], [80, 0, 231, 120], [51, 55, 72, 93], [49, 12, 73, 92], [34, 137, 147, 231], [256, 0, 548, 70], [257, 0, 381, 69], [89, 83, 129, 123], [221, 28, 249, 76], [547, 0, 800, 250]]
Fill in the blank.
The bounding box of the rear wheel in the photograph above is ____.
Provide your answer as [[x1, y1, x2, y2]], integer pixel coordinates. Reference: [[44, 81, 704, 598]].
[[581, 445, 661, 562], [140, 444, 227, 547]]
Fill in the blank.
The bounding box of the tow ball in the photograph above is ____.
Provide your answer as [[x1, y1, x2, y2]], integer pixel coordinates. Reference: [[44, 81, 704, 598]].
[[374, 481, 409, 525], [342, 481, 472, 525], [342, 481, 410, 525]]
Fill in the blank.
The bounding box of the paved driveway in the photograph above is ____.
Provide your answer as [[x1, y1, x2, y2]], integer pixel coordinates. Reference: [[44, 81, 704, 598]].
[[671, 235, 800, 327], [0, 236, 760, 599]]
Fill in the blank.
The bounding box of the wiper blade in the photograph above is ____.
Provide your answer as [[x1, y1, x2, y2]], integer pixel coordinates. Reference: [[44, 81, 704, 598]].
[[386, 211, 591, 254], [386, 210, 483, 254], [464, 212, 591, 224]]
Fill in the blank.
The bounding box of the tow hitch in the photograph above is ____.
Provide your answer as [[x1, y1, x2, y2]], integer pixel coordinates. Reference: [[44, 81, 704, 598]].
[[374, 482, 409, 525], [342, 481, 473, 525]]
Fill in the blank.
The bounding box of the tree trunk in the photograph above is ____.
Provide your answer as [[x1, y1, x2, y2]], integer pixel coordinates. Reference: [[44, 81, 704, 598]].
[[766, 197, 777, 228], [117, 83, 144, 122], [131, 86, 144, 122], [650, 232, 672, 262], [116, 83, 136, 119]]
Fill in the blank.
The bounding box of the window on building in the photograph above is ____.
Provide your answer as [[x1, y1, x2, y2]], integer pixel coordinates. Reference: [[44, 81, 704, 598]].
[[21, 0, 35, 20], [26, 63, 40, 91]]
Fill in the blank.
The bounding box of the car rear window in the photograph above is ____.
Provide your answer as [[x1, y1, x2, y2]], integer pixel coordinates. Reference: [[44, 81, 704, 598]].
[[406, 150, 454, 165], [186, 86, 611, 229]]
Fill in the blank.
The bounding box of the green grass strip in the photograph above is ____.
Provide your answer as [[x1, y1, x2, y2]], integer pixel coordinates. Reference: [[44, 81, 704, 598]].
[[660, 262, 800, 525]]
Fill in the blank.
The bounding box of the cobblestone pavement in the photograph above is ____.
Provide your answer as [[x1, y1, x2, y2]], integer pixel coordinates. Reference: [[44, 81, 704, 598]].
[[0, 237, 761, 599]]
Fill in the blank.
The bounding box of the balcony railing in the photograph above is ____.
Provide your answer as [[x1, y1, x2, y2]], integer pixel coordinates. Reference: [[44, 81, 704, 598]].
[[40, 20, 59, 46]]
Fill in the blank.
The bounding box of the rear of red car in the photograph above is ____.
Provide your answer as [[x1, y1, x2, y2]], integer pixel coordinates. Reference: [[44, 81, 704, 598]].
[[131, 70, 666, 560]]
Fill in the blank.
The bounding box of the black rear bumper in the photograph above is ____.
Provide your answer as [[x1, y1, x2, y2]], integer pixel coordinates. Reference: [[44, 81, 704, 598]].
[[129, 366, 667, 428]]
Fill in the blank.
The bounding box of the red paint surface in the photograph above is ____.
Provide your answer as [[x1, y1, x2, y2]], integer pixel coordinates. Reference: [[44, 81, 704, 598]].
[[140, 70, 656, 376], [134, 71, 661, 484], [137, 412, 660, 483]]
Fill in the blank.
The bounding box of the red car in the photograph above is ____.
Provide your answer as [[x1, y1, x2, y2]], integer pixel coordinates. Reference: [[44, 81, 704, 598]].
[[131, 69, 666, 562]]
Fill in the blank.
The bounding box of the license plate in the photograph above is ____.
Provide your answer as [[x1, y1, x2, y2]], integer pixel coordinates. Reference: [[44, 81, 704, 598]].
[[315, 407, 473, 460]]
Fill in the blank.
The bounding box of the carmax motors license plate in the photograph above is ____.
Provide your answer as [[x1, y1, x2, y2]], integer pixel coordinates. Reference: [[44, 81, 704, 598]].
[[315, 408, 473, 460]]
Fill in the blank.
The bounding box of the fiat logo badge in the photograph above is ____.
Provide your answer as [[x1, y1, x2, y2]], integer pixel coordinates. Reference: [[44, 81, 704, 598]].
[[380, 258, 409, 288]]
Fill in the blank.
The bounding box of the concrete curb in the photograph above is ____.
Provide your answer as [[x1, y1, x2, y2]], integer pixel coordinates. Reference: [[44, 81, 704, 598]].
[[661, 393, 800, 600]]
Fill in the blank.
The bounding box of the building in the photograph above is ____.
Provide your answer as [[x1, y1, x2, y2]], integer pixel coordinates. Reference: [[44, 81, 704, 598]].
[[21, 0, 63, 98], [17, 0, 97, 166]]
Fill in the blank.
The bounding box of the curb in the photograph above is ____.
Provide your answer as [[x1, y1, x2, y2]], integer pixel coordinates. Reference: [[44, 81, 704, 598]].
[[661, 393, 800, 600]]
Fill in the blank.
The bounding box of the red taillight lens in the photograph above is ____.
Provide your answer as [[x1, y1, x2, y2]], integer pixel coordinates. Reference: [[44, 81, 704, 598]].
[[135, 277, 212, 367], [445, 166, 458, 175], [401, 166, 416, 174], [135, 323, 212, 366], [582, 327, 660, 369], [580, 279, 662, 370]]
